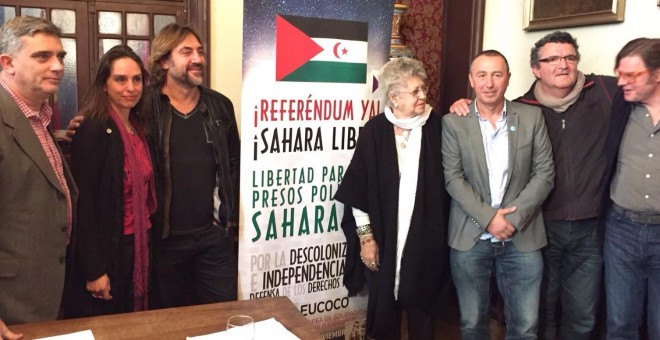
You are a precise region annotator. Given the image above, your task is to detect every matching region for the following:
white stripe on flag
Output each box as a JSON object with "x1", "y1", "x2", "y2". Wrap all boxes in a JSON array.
[{"x1": 311, "y1": 38, "x2": 368, "y2": 63}]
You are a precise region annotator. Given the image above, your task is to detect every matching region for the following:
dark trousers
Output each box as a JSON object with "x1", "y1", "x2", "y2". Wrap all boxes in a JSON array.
[
  {"x1": 153, "y1": 223, "x2": 236, "y2": 308},
  {"x1": 376, "y1": 302, "x2": 435, "y2": 340},
  {"x1": 62, "y1": 234, "x2": 140, "y2": 318}
]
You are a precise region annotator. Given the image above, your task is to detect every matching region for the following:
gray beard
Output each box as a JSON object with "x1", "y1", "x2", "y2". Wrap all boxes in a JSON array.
[{"x1": 171, "y1": 71, "x2": 203, "y2": 88}]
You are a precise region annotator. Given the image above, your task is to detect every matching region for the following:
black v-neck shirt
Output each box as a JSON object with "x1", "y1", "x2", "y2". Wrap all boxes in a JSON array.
[{"x1": 168, "y1": 102, "x2": 217, "y2": 234}]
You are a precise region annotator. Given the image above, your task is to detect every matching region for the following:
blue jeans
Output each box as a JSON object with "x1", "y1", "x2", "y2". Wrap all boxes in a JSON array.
[
  {"x1": 539, "y1": 219, "x2": 603, "y2": 340},
  {"x1": 604, "y1": 208, "x2": 660, "y2": 340},
  {"x1": 451, "y1": 240, "x2": 543, "y2": 340}
]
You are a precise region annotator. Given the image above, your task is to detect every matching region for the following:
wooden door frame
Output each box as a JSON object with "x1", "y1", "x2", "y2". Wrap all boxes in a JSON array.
[
  {"x1": 438, "y1": 0, "x2": 485, "y2": 115},
  {"x1": 185, "y1": 0, "x2": 210, "y2": 85}
]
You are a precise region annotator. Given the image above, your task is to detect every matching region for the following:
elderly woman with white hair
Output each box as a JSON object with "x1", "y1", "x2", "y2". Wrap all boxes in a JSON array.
[{"x1": 334, "y1": 57, "x2": 449, "y2": 340}]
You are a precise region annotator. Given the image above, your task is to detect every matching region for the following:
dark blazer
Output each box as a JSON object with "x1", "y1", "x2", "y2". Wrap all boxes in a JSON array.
[
  {"x1": 0, "y1": 86, "x2": 78, "y2": 324},
  {"x1": 442, "y1": 100, "x2": 555, "y2": 252},
  {"x1": 69, "y1": 117, "x2": 126, "y2": 282},
  {"x1": 63, "y1": 116, "x2": 154, "y2": 317}
]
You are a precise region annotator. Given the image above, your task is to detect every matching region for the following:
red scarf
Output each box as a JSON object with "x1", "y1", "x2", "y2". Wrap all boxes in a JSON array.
[{"x1": 109, "y1": 109, "x2": 156, "y2": 311}]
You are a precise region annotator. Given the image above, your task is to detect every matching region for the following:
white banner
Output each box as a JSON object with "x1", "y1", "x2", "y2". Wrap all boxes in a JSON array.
[{"x1": 239, "y1": 1, "x2": 392, "y2": 339}]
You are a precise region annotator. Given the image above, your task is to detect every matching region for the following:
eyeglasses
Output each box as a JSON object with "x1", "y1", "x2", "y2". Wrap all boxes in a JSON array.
[
  {"x1": 615, "y1": 69, "x2": 649, "y2": 83},
  {"x1": 398, "y1": 87, "x2": 428, "y2": 98},
  {"x1": 538, "y1": 55, "x2": 579, "y2": 65}
]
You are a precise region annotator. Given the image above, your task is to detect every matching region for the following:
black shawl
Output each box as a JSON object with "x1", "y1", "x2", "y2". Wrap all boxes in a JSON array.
[{"x1": 334, "y1": 111, "x2": 449, "y2": 337}]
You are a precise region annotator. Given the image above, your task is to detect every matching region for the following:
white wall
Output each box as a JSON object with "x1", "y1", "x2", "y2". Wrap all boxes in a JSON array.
[
  {"x1": 210, "y1": 1, "x2": 244, "y2": 132},
  {"x1": 210, "y1": 1, "x2": 660, "y2": 125},
  {"x1": 483, "y1": 0, "x2": 660, "y2": 98}
]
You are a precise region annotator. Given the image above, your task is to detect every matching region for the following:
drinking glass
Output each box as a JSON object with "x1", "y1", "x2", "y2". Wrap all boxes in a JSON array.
[{"x1": 226, "y1": 315, "x2": 255, "y2": 340}]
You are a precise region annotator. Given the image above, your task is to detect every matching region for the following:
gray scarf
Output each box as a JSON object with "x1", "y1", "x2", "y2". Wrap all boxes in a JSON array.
[{"x1": 533, "y1": 71, "x2": 585, "y2": 112}]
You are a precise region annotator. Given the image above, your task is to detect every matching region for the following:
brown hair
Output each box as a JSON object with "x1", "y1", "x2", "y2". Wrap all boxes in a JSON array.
[
  {"x1": 471, "y1": 49, "x2": 510, "y2": 73},
  {"x1": 79, "y1": 45, "x2": 151, "y2": 135},
  {"x1": 615, "y1": 38, "x2": 660, "y2": 73},
  {"x1": 148, "y1": 23, "x2": 203, "y2": 87}
]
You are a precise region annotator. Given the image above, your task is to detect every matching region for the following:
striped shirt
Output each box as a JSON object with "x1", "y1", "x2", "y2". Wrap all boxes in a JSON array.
[{"x1": 0, "y1": 80, "x2": 73, "y2": 239}]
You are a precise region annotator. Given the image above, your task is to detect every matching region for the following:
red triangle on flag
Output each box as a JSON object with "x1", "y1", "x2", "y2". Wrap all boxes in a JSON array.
[{"x1": 275, "y1": 15, "x2": 324, "y2": 81}]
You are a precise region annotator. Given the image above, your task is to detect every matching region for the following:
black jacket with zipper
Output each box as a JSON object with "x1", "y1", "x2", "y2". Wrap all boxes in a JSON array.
[
  {"x1": 517, "y1": 74, "x2": 618, "y2": 221},
  {"x1": 145, "y1": 85, "x2": 240, "y2": 239}
]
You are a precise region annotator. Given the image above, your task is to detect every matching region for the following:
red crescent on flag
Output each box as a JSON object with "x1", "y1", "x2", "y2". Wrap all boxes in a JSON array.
[{"x1": 333, "y1": 42, "x2": 342, "y2": 59}]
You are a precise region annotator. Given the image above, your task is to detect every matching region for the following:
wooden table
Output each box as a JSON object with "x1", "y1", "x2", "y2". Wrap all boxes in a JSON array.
[{"x1": 11, "y1": 297, "x2": 322, "y2": 340}]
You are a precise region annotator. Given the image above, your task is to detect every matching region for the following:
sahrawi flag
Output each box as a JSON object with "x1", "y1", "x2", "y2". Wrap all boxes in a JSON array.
[{"x1": 276, "y1": 14, "x2": 368, "y2": 84}]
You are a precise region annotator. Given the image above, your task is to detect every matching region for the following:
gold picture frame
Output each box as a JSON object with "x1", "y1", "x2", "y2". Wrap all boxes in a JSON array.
[{"x1": 524, "y1": 0, "x2": 626, "y2": 31}]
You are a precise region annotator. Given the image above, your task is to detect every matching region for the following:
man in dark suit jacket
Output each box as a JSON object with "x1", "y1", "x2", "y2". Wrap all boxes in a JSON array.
[
  {"x1": 442, "y1": 50, "x2": 554, "y2": 339},
  {"x1": 0, "y1": 16, "x2": 77, "y2": 328}
]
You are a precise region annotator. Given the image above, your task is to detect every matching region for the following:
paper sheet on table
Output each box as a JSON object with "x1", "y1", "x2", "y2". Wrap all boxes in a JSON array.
[
  {"x1": 186, "y1": 317, "x2": 300, "y2": 340},
  {"x1": 35, "y1": 330, "x2": 95, "y2": 340}
]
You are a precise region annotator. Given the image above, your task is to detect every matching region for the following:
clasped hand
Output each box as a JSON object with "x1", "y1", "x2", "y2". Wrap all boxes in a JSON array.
[
  {"x1": 486, "y1": 206, "x2": 517, "y2": 241},
  {"x1": 86, "y1": 273, "x2": 113, "y2": 300}
]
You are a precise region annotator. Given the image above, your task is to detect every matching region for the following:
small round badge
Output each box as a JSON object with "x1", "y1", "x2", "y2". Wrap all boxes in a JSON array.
[
  {"x1": 510, "y1": 126, "x2": 516, "y2": 132},
  {"x1": 106, "y1": 128, "x2": 112, "y2": 134}
]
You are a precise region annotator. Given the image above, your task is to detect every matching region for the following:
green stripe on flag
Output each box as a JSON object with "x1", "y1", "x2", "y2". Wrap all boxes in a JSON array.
[{"x1": 281, "y1": 61, "x2": 367, "y2": 83}]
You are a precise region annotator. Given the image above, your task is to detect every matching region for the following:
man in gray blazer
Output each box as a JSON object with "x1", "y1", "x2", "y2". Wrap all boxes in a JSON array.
[
  {"x1": 0, "y1": 16, "x2": 77, "y2": 328},
  {"x1": 442, "y1": 50, "x2": 554, "y2": 339}
]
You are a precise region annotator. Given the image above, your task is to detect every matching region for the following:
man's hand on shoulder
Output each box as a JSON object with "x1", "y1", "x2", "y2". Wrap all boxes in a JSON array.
[
  {"x1": 63, "y1": 115, "x2": 85, "y2": 143},
  {"x1": 449, "y1": 98, "x2": 472, "y2": 117}
]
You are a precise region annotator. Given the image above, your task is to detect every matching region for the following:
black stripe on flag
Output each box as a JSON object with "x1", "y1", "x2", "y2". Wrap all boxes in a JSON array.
[{"x1": 279, "y1": 14, "x2": 368, "y2": 42}]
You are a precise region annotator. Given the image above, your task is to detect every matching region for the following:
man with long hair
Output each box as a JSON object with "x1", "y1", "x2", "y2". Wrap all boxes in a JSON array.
[
  {"x1": 65, "y1": 23, "x2": 240, "y2": 309},
  {"x1": 604, "y1": 37, "x2": 660, "y2": 340},
  {"x1": 145, "y1": 24, "x2": 240, "y2": 308}
]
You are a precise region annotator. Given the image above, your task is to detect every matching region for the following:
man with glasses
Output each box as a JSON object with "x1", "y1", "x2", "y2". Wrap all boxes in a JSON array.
[
  {"x1": 603, "y1": 38, "x2": 660, "y2": 340},
  {"x1": 519, "y1": 32, "x2": 618, "y2": 340},
  {"x1": 443, "y1": 50, "x2": 554, "y2": 339},
  {"x1": 451, "y1": 31, "x2": 618, "y2": 340}
]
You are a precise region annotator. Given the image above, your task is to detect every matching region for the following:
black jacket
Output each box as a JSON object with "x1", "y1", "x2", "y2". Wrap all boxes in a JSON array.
[
  {"x1": 145, "y1": 85, "x2": 240, "y2": 239},
  {"x1": 518, "y1": 74, "x2": 618, "y2": 221},
  {"x1": 65, "y1": 116, "x2": 155, "y2": 317},
  {"x1": 70, "y1": 117, "x2": 129, "y2": 282},
  {"x1": 334, "y1": 111, "x2": 449, "y2": 338}
]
